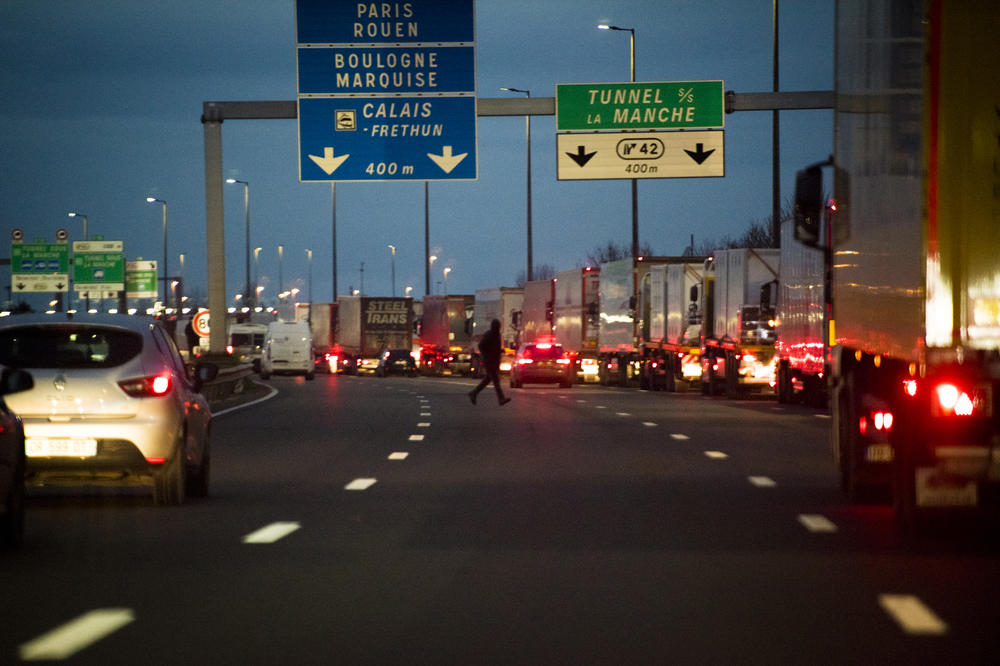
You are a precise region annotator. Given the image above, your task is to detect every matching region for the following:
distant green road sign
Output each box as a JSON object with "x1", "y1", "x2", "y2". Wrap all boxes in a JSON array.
[
  {"x1": 556, "y1": 81, "x2": 724, "y2": 131},
  {"x1": 11, "y1": 243, "x2": 69, "y2": 292},
  {"x1": 126, "y1": 260, "x2": 158, "y2": 298},
  {"x1": 73, "y1": 241, "x2": 124, "y2": 293}
]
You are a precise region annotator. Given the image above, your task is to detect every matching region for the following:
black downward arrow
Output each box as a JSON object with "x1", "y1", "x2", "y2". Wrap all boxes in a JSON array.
[
  {"x1": 567, "y1": 145, "x2": 597, "y2": 167},
  {"x1": 56, "y1": 282, "x2": 65, "y2": 290},
  {"x1": 16, "y1": 283, "x2": 25, "y2": 290},
  {"x1": 684, "y1": 143, "x2": 715, "y2": 165}
]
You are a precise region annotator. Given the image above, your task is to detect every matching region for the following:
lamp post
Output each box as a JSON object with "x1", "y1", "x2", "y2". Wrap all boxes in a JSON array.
[
  {"x1": 145, "y1": 197, "x2": 168, "y2": 304},
  {"x1": 226, "y1": 178, "x2": 252, "y2": 305},
  {"x1": 443, "y1": 267, "x2": 451, "y2": 296},
  {"x1": 501, "y1": 87, "x2": 533, "y2": 282},
  {"x1": 278, "y1": 244, "x2": 284, "y2": 296},
  {"x1": 388, "y1": 244, "x2": 396, "y2": 296},
  {"x1": 306, "y1": 248, "x2": 313, "y2": 324},
  {"x1": 67, "y1": 212, "x2": 88, "y2": 241},
  {"x1": 598, "y1": 23, "x2": 638, "y2": 261}
]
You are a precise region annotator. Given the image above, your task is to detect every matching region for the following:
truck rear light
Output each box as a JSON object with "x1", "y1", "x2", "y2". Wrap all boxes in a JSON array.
[
  {"x1": 556, "y1": 358, "x2": 571, "y2": 365},
  {"x1": 858, "y1": 411, "x2": 892, "y2": 435},
  {"x1": 935, "y1": 383, "x2": 975, "y2": 416},
  {"x1": 226, "y1": 344, "x2": 234, "y2": 354}
]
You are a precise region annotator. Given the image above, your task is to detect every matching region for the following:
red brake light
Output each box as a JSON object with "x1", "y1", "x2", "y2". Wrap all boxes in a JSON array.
[
  {"x1": 936, "y1": 383, "x2": 974, "y2": 416},
  {"x1": 556, "y1": 357, "x2": 571, "y2": 365},
  {"x1": 119, "y1": 372, "x2": 172, "y2": 397},
  {"x1": 517, "y1": 358, "x2": 534, "y2": 365}
]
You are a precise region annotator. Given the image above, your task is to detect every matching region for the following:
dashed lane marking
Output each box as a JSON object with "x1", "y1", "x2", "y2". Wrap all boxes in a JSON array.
[
  {"x1": 816, "y1": 414, "x2": 831, "y2": 419},
  {"x1": 417, "y1": 422, "x2": 431, "y2": 427},
  {"x1": 798, "y1": 514, "x2": 837, "y2": 533},
  {"x1": 879, "y1": 595, "x2": 948, "y2": 635},
  {"x1": 642, "y1": 422, "x2": 657, "y2": 427},
  {"x1": 242, "y1": 522, "x2": 302, "y2": 544},
  {"x1": 616, "y1": 412, "x2": 631, "y2": 417},
  {"x1": 595, "y1": 405, "x2": 607, "y2": 410},
  {"x1": 748, "y1": 476, "x2": 777, "y2": 487},
  {"x1": 345, "y1": 478, "x2": 378, "y2": 491},
  {"x1": 388, "y1": 452, "x2": 409, "y2": 460},
  {"x1": 420, "y1": 412, "x2": 431, "y2": 416},
  {"x1": 704, "y1": 451, "x2": 729, "y2": 459},
  {"x1": 408, "y1": 434, "x2": 425, "y2": 441},
  {"x1": 19, "y1": 608, "x2": 136, "y2": 661},
  {"x1": 670, "y1": 434, "x2": 690, "y2": 440}
]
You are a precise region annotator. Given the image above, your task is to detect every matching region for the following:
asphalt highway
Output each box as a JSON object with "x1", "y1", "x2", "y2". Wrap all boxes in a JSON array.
[{"x1": 3, "y1": 374, "x2": 999, "y2": 664}]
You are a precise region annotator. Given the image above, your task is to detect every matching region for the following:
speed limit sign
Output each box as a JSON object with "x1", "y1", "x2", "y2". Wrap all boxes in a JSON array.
[{"x1": 192, "y1": 310, "x2": 211, "y2": 337}]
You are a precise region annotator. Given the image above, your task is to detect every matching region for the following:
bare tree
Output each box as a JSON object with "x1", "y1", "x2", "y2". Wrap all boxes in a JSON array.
[
  {"x1": 514, "y1": 263, "x2": 557, "y2": 287},
  {"x1": 582, "y1": 240, "x2": 654, "y2": 267}
]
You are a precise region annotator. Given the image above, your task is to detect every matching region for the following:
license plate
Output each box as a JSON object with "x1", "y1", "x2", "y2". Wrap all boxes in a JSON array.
[
  {"x1": 915, "y1": 468, "x2": 978, "y2": 507},
  {"x1": 26, "y1": 438, "x2": 98, "y2": 457}
]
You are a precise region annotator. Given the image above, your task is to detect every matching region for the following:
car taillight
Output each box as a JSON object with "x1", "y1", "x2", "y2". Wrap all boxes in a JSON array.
[
  {"x1": 556, "y1": 358, "x2": 571, "y2": 365},
  {"x1": 858, "y1": 411, "x2": 893, "y2": 435},
  {"x1": 119, "y1": 372, "x2": 172, "y2": 397},
  {"x1": 935, "y1": 383, "x2": 975, "y2": 416},
  {"x1": 517, "y1": 358, "x2": 534, "y2": 365},
  {"x1": 226, "y1": 345, "x2": 234, "y2": 354}
]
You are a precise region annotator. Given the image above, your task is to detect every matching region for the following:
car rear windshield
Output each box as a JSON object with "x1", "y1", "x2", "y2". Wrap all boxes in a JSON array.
[
  {"x1": 523, "y1": 345, "x2": 564, "y2": 360},
  {"x1": 0, "y1": 326, "x2": 144, "y2": 369}
]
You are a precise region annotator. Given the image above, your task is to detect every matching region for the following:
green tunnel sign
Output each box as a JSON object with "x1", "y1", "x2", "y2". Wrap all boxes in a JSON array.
[{"x1": 556, "y1": 81, "x2": 724, "y2": 131}]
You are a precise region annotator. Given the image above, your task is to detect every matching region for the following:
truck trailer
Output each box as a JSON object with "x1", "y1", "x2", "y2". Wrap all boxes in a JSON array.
[
  {"x1": 641, "y1": 260, "x2": 705, "y2": 391},
  {"x1": 795, "y1": 0, "x2": 1000, "y2": 524},
  {"x1": 700, "y1": 248, "x2": 779, "y2": 398},
  {"x1": 418, "y1": 294, "x2": 474, "y2": 376},
  {"x1": 295, "y1": 302, "x2": 340, "y2": 373},
  {"x1": 521, "y1": 279, "x2": 555, "y2": 345},
  {"x1": 472, "y1": 287, "x2": 523, "y2": 373},
  {"x1": 336, "y1": 296, "x2": 413, "y2": 374},
  {"x1": 553, "y1": 266, "x2": 601, "y2": 382}
]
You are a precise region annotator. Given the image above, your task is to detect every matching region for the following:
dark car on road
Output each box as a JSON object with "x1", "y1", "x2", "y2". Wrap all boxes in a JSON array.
[
  {"x1": 376, "y1": 349, "x2": 417, "y2": 377},
  {"x1": 510, "y1": 342, "x2": 574, "y2": 389}
]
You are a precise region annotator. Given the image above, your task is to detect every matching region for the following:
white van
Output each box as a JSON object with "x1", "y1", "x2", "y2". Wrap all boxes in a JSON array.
[{"x1": 260, "y1": 320, "x2": 315, "y2": 380}]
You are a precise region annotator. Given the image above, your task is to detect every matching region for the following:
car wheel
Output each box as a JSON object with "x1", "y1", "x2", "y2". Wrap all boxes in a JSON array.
[
  {"x1": 186, "y1": 440, "x2": 210, "y2": 499},
  {"x1": 306, "y1": 370, "x2": 315, "y2": 381},
  {"x1": 154, "y1": 444, "x2": 187, "y2": 506},
  {"x1": 1, "y1": 452, "x2": 25, "y2": 548}
]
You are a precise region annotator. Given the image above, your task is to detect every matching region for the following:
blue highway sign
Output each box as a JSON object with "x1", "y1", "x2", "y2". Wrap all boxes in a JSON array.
[
  {"x1": 298, "y1": 96, "x2": 477, "y2": 181},
  {"x1": 295, "y1": 0, "x2": 477, "y2": 182}
]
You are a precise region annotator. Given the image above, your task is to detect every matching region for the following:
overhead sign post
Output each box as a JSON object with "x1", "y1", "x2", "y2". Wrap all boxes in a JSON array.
[
  {"x1": 557, "y1": 130, "x2": 724, "y2": 180},
  {"x1": 11, "y1": 242, "x2": 69, "y2": 293},
  {"x1": 295, "y1": 0, "x2": 477, "y2": 182}
]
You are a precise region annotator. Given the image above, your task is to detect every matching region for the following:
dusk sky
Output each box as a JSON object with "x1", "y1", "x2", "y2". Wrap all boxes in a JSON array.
[{"x1": 1, "y1": 0, "x2": 833, "y2": 308}]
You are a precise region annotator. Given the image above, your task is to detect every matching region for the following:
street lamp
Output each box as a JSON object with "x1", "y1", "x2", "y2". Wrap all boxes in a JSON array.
[
  {"x1": 501, "y1": 87, "x2": 533, "y2": 282},
  {"x1": 226, "y1": 178, "x2": 252, "y2": 305},
  {"x1": 387, "y1": 244, "x2": 396, "y2": 297},
  {"x1": 428, "y1": 255, "x2": 437, "y2": 294},
  {"x1": 67, "y1": 212, "x2": 88, "y2": 241},
  {"x1": 405, "y1": 286, "x2": 413, "y2": 297},
  {"x1": 598, "y1": 23, "x2": 638, "y2": 261},
  {"x1": 253, "y1": 247, "x2": 262, "y2": 303},
  {"x1": 146, "y1": 197, "x2": 168, "y2": 304},
  {"x1": 443, "y1": 267, "x2": 452, "y2": 296}
]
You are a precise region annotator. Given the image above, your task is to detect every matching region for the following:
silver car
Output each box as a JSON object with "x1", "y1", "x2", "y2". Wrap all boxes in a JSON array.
[{"x1": 0, "y1": 313, "x2": 217, "y2": 505}]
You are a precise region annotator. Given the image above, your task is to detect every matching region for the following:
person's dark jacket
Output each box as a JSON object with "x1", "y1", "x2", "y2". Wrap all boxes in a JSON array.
[{"x1": 479, "y1": 320, "x2": 502, "y2": 370}]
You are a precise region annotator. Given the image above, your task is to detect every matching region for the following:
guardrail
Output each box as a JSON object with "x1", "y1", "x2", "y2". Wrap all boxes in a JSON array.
[{"x1": 201, "y1": 362, "x2": 255, "y2": 404}]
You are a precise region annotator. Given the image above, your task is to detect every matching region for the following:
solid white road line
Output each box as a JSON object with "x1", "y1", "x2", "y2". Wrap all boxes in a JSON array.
[
  {"x1": 408, "y1": 434, "x2": 425, "y2": 441},
  {"x1": 345, "y1": 478, "x2": 378, "y2": 491},
  {"x1": 670, "y1": 434, "x2": 689, "y2": 440},
  {"x1": 798, "y1": 514, "x2": 838, "y2": 533},
  {"x1": 388, "y1": 452, "x2": 409, "y2": 460},
  {"x1": 748, "y1": 476, "x2": 777, "y2": 487},
  {"x1": 879, "y1": 595, "x2": 948, "y2": 635},
  {"x1": 20, "y1": 608, "x2": 136, "y2": 661},
  {"x1": 704, "y1": 451, "x2": 729, "y2": 459},
  {"x1": 242, "y1": 522, "x2": 302, "y2": 544}
]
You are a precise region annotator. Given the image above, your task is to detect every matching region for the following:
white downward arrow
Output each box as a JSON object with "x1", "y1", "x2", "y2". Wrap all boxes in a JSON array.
[
  {"x1": 308, "y1": 147, "x2": 350, "y2": 175},
  {"x1": 427, "y1": 146, "x2": 468, "y2": 174}
]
